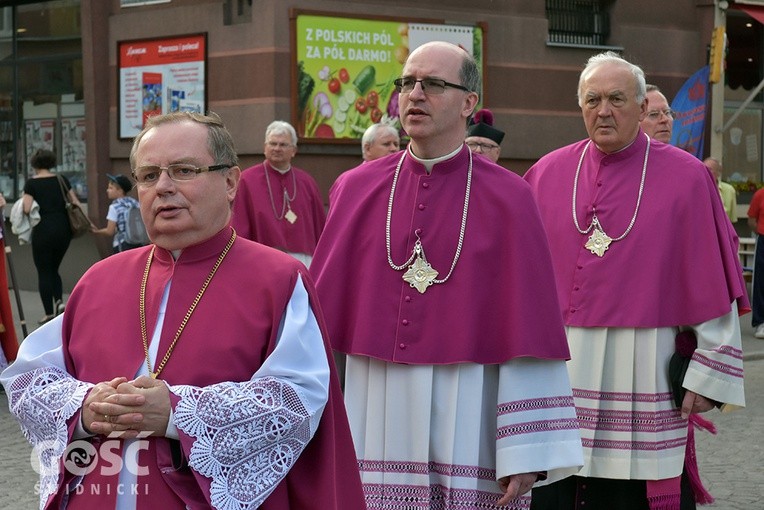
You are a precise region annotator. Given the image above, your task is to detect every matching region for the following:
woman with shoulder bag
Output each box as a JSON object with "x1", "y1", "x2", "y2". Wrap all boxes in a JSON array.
[{"x1": 22, "y1": 149, "x2": 84, "y2": 324}]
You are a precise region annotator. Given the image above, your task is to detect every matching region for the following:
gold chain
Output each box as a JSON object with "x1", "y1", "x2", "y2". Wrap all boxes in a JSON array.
[{"x1": 140, "y1": 229, "x2": 237, "y2": 379}]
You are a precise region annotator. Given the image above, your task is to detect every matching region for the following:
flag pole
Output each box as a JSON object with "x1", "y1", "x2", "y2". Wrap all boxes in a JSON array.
[{"x1": 5, "y1": 245, "x2": 28, "y2": 338}]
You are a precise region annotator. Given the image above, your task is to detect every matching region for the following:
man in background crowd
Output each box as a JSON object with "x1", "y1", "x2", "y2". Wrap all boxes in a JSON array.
[
  {"x1": 705, "y1": 157, "x2": 738, "y2": 224},
  {"x1": 465, "y1": 108, "x2": 504, "y2": 163},
  {"x1": 640, "y1": 84, "x2": 674, "y2": 143},
  {"x1": 362, "y1": 122, "x2": 401, "y2": 161},
  {"x1": 232, "y1": 120, "x2": 326, "y2": 267}
]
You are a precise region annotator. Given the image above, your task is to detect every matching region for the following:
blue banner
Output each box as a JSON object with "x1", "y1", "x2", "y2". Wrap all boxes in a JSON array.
[{"x1": 669, "y1": 65, "x2": 709, "y2": 158}]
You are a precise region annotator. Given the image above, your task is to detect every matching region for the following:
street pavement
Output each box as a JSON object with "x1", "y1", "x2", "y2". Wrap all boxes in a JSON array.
[{"x1": 0, "y1": 289, "x2": 763, "y2": 508}]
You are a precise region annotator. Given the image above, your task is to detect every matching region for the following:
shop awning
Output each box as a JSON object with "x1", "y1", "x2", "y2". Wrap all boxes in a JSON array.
[{"x1": 733, "y1": 2, "x2": 764, "y2": 25}]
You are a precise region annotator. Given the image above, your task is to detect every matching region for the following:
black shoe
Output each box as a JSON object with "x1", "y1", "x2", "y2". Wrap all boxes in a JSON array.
[{"x1": 38, "y1": 315, "x2": 55, "y2": 325}]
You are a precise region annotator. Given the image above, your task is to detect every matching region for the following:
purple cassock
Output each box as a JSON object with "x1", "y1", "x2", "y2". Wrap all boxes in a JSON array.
[
  {"x1": 2, "y1": 227, "x2": 364, "y2": 509},
  {"x1": 311, "y1": 145, "x2": 571, "y2": 364},
  {"x1": 232, "y1": 162, "x2": 326, "y2": 256},
  {"x1": 311, "y1": 146, "x2": 585, "y2": 508},
  {"x1": 524, "y1": 130, "x2": 750, "y2": 327}
]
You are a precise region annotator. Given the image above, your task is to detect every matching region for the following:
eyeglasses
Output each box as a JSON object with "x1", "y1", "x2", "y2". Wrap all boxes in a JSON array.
[
  {"x1": 393, "y1": 77, "x2": 470, "y2": 95},
  {"x1": 466, "y1": 141, "x2": 499, "y2": 151},
  {"x1": 645, "y1": 109, "x2": 676, "y2": 121},
  {"x1": 132, "y1": 163, "x2": 230, "y2": 186},
  {"x1": 266, "y1": 141, "x2": 294, "y2": 149}
]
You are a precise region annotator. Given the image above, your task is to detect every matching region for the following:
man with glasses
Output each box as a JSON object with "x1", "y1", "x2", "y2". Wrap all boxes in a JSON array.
[
  {"x1": 640, "y1": 84, "x2": 675, "y2": 143},
  {"x1": 232, "y1": 120, "x2": 326, "y2": 267},
  {"x1": 1, "y1": 111, "x2": 364, "y2": 509},
  {"x1": 311, "y1": 41, "x2": 582, "y2": 509},
  {"x1": 465, "y1": 108, "x2": 505, "y2": 163},
  {"x1": 526, "y1": 52, "x2": 747, "y2": 510}
]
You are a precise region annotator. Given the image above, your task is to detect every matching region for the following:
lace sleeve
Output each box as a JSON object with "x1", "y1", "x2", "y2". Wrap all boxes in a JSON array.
[
  {"x1": 170, "y1": 272, "x2": 330, "y2": 509},
  {"x1": 5, "y1": 366, "x2": 92, "y2": 508},
  {"x1": 172, "y1": 377, "x2": 313, "y2": 509}
]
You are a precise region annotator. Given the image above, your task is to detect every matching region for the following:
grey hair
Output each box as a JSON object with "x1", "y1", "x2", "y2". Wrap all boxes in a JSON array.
[
  {"x1": 577, "y1": 51, "x2": 646, "y2": 107},
  {"x1": 460, "y1": 51, "x2": 481, "y2": 95},
  {"x1": 362, "y1": 123, "x2": 400, "y2": 156},
  {"x1": 458, "y1": 49, "x2": 481, "y2": 126},
  {"x1": 265, "y1": 120, "x2": 298, "y2": 146},
  {"x1": 129, "y1": 111, "x2": 239, "y2": 169},
  {"x1": 645, "y1": 83, "x2": 661, "y2": 93}
]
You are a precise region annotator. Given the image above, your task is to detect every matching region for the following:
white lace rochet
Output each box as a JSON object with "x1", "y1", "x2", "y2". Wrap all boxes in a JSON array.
[
  {"x1": 5, "y1": 366, "x2": 92, "y2": 510},
  {"x1": 173, "y1": 377, "x2": 312, "y2": 510}
]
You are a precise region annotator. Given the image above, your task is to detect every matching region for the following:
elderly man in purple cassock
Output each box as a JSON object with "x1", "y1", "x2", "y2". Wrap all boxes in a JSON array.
[
  {"x1": 525, "y1": 52, "x2": 749, "y2": 510},
  {"x1": 311, "y1": 41, "x2": 583, "y2": 510},
  {"x1": 232, "y1": 120, "x2": 325, "y2": 268},
  {"x1": 1, "y1": 111, "x2": 364, "y2": 509}
]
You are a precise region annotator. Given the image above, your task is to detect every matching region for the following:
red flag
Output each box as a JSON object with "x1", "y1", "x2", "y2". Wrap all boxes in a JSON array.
[{"x1": 0, "y1": 238, "x2": 18, "y2": 363}]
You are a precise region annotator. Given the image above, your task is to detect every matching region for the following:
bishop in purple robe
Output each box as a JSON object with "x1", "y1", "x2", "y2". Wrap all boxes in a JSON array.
[
  {"x1": 1, "y1": 112, "x2": 363, "y2": 510},
  {"x1": 525, "y1": 51, "x2": 748, "y2": 510},
  {"x1": 311, "y1": 41, "x2": 583, "y2": 510}
]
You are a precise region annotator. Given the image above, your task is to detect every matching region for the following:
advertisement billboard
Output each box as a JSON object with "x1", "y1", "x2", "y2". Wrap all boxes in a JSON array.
[
  {"x1": 292, "y1": 11, "x2": 483, "y2": 142},
  {"x1": 118, "y1": 34, "x2": 207, "y2": 139}
]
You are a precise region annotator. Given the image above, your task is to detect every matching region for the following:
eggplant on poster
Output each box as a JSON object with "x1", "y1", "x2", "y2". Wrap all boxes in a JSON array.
[{"x1": 293, "y1": 12, "x2": 483, "y2": 141}]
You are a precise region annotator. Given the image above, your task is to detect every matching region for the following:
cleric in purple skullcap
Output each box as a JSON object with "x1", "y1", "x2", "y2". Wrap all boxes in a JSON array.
[{"x1": 465, "y1": 108, "x2": 505, "y2": 162}]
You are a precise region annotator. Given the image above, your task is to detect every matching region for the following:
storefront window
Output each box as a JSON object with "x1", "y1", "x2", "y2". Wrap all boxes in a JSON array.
[
  {"x1": 724, "y1": 9, "x2": 763, "y2": 188},
  {"x1": 16, "y1": 1, "x2": 81, "y2": 58},
  {"x1": 0, "y1": 1, "x2": 83, "y2": 200},
  {"x1": 724, "y1": 107, "x2": 762, "y2": 185},
  {"x1": 0, "y1": 8, "x2": 12, "y2": 63}
]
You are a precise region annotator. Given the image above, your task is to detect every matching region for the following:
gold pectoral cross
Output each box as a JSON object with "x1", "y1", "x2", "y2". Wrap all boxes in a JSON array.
[
  {"x1": 402, "y1": 241, "x2": 439, "y2": 293},
  {"x1": 584, "y1": 217, "x2": 612, "y2": 257}
]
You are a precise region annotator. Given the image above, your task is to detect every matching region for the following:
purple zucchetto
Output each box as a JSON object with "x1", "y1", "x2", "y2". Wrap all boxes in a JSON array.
[{"x1": 466, "y1": 109, "x2": 505, "y2": 145}]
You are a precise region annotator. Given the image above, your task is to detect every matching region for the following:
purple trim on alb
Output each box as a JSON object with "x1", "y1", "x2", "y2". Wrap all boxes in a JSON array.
[
  {"x1": 582, "y1": 436, "x2": 687, "y2": 452},
  {"x1": 359, "y1": 459, "x2": 495, "y2": 481},
  {"x1": 576, "y1": 407, "x2": 685, "y2": 433},
  {"x1": 497, "y1": 395, "x2": 575, "y2": 416},
  {"x1": 497, "y1": 417, "x2": 580, "y2": 439},
  {"x1": 573, "y1": 389, "x2": 674, "y2": 403},
  {"x1": 363, "y1": 482, "x2": 530, "y2": 510},
  {"x1": 691, "y1": 352, "x2": 744, "y2": 379}
]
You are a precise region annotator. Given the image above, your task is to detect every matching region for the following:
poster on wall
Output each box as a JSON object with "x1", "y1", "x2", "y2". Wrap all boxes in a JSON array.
[
  {"x1": 24, "y1": 119, "x2": 55, "y2": 171},
  {"x1": 118, "y1": 33, "x2": 207, "y2": 139},
  {"x1": 292, "y1": 12, "x2": 483, "y2": 141},
  {"x1": 61, "y1": 117, "x2": 86, "y2": 174}
]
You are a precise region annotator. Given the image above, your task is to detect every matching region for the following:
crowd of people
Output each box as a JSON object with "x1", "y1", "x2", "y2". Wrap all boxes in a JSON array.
[{"x1": 0, "y1": 43, "x2": 750, "y2": 510}]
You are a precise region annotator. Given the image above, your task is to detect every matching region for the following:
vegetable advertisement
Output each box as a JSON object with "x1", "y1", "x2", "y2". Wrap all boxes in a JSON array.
[{"x1": 294, "y1": 13, "x2": 482, "y2": 141}]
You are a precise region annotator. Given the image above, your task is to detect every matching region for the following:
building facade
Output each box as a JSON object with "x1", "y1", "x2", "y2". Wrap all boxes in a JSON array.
[{"x1": 0, "y1": 0, "x2": 762, "y2": 287}]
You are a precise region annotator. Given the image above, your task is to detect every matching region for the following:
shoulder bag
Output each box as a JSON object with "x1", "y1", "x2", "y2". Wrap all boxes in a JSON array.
[{"x1": 57, "y1": 175, "x2": 90, "y2": 238}]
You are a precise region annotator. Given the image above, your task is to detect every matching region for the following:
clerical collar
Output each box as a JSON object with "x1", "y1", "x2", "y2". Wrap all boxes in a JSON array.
[
  {"x1": 594, "y1": 132, "x2": 641, "y2": 155},
  {"x1": 267, "y1": 161, "x2": 291, "y2": 174},
  {"x1": 408, "y1": 144, "x2": 462, "y2": 173}
]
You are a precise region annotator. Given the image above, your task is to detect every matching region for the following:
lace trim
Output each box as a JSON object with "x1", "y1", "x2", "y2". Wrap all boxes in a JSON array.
[
  {"x1": 173, "y1": 377, "x2": 312, "y2": 510},
  {"x1": 6, "y1": 366, "x2": 92, "y2": 509}
]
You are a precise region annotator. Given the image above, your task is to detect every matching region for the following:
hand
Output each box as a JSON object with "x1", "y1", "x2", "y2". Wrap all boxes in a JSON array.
[
  {"x1": 88, "y1": 376, "x2": 171, "y2": 438},
  {"x1": 0, "y1": 193, "x2": 6, "y2": 208},
  {"x1": 81, "y1": 377, "x2": 129, "y2": 434},
  {"x1": 681, "y1": 390, "x2": 715, "y2": 419},
  {"x1": 497, "y1": 472, "x2": 537, "y2": 506}
]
